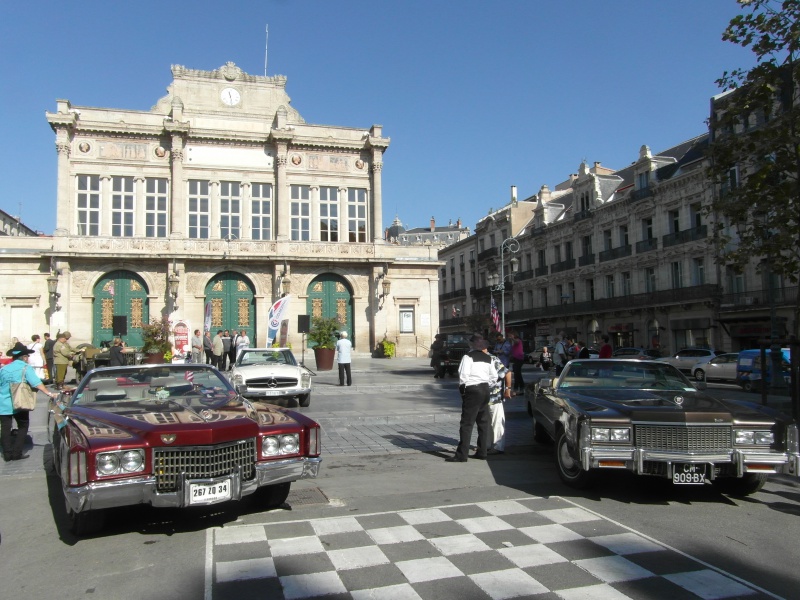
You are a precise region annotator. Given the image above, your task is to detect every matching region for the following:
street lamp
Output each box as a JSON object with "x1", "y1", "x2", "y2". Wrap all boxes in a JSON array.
[{"x1": 487, "y1": 237, "x2": 520, "y2": 333}]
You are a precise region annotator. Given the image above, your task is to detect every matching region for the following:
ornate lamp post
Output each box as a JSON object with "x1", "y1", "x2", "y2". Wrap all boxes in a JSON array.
[{"x1": 487, "y1": 237, "x2": 520, "y2": 333}]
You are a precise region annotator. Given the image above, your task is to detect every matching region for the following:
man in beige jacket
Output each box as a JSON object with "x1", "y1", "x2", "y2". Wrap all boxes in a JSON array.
[{"x1": 53, "y1": 331, "x2": 78, "y2": 389}]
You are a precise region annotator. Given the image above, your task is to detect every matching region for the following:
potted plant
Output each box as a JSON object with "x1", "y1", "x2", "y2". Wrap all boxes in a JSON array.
[
  {"x1": 308, "y1": 316, "x2": 340, "y2": 371},
  {"x1": 140, "y1": 317, "x2": 173, "y2": 364},
  {"x1": 378, "y1": 337, "x2": 396, "y2": 358}
]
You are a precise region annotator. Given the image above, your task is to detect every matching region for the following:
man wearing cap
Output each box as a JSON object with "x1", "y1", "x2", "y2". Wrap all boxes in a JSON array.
[
  {"x1": 1, "y1": 342, "x2": 58, "y2": 461},
  {"x1": 447, "y1": 334, "x2": 498, "y2": 462},
  {"x1": 53, "y1": 331, "x2": 78, "y2": 390}
]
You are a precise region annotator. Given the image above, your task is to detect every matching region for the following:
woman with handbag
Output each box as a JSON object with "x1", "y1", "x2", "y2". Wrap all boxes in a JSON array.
[{"x1": 0, "y1": 342, "x2": 57, "y2": 462}]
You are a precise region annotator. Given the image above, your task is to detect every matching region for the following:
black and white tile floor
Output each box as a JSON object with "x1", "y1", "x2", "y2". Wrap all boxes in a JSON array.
[{"x1": 209, "y1": 497, "x2": 772, "y2": 600}]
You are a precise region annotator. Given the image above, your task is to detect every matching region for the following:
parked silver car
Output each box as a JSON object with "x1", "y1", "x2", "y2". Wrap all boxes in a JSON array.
[
  {"x1": 692, "y1": 353, "x2": 740, "y2": 382},
  {"x1": 658, "y1": 348, "x2": 721, "y2": 372},
  {"x1": 230, "y1": 348, "x2": 313, "y2": 406}
]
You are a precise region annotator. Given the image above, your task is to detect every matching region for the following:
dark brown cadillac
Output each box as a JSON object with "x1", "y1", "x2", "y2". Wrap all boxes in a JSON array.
[
  {"x1": 528, "y1": 359, "x2": 799, "y2": 495},
  {"x1": 48, "y1": 363, "x2": 322, "y2": 535}
]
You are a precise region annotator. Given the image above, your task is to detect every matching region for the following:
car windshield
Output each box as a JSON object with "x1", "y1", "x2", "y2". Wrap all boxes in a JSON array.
[
  {"x1": 559, "y1": 360, "x2": 694, "y2": 391},
  {"x1": 237, "y1": 349, "x2": 298, "y2": 367},
  {"x1": 447, "y1": 334, "x2": 471, "y2": 345},
  {"x1": 72, "y1": 364, "x2": 237, "y2": 407}
]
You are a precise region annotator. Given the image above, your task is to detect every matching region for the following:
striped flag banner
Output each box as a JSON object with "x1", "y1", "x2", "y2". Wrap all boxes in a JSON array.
[{"x1": 491, "y1": 298, "x2": 501, "y2": 331}]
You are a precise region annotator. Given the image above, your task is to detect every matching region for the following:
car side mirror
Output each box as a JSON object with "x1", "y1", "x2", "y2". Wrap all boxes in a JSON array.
[
  {"x1": 693, "y1": 381, "x2": 707, "y2": 391},
  {"x1": 538, "y1": 378, "x2": 553, "y2": 392}
]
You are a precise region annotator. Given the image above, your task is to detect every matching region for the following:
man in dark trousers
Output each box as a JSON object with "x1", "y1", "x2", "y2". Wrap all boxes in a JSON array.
[
  {"x1": 446, "y1": 335, "x2": 498, "y2": 462},
  {"x1": 220, "y1": 330, "x2": 232, "y2": 371},
  {"x1": 43, "y1": 332, "x2": 55, "y2": 384}
]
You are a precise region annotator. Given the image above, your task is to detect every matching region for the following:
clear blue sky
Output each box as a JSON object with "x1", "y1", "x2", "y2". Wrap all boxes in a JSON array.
[{"x1": 0, "y1": 0, "x2": 754, "y2": 235}]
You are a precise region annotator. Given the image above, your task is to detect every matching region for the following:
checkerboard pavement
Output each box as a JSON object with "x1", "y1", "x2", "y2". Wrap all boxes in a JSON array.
[{"x1": 209, "y1": 497, "x2": 773, "y2": 600}]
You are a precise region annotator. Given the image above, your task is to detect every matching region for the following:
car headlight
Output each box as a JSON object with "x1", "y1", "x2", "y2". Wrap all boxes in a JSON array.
[
  {"x1": 261, "y1": 433, "x2": 300, "y2": 457},
  {"x1": 591, "y1": 427, "x2": 631, "y2": 443},
  {"x1": 95, "y1": 448, "x2": 145, "y2": 477},
  {"x1": 301, "y1": 372, "x2": 311, "y2": 387},
  {"x1": 735, "y1": 430, "x2": 774, "y2": 445},
  {"x1": 233, "y1": 374, "x2": 244, "y2": 386}
]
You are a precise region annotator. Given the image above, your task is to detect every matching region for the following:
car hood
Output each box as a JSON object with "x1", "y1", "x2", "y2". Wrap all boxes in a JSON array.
[
  {"x1": 559, "y1": 388, "x2": 781, "y2": 424},
  {"x1": 232, "y1": 364, "x2": 301, "y2": 376},
  {"x1": 64, "y1": 397, "x2": 304, "y2": 445}
]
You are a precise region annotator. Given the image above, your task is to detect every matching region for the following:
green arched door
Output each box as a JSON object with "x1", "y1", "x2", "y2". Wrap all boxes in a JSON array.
[
  {"x1": 93, "y1": 270, "x2": 149, "y2": 347},
  {"x1": 205, "y1": 272, "x2": 256, "y2": 340},
  {"x1": 306, "y1": 274, "x2": 353, "y2": 347}
]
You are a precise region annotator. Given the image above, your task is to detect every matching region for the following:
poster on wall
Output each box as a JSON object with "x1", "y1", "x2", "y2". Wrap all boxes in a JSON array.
[
  {"x1": 173, "y1": 321, "x2": 189, "y2": 360},
  {"x1": 400, "y1": 309, "x2": 413, "y2": 333}
]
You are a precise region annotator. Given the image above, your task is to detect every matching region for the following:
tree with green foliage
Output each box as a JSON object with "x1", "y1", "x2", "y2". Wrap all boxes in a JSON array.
[{"x1": 707, "y1": 0, "x2": 800, "y2": 297}]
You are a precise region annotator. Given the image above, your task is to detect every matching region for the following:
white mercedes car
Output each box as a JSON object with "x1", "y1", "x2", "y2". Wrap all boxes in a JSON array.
[{"x1": 230, "y1": 348, "x2": 312, "y2": 406}]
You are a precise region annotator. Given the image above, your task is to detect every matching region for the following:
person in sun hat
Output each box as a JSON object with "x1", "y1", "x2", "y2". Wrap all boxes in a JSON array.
[{"x1": 0, "y1": 342, "x2": 58, "y2": 461}]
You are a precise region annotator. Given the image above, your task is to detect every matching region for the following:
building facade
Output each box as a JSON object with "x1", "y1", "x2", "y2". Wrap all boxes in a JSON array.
[
  {"x1": 438, "y1": 138, "x2": 796, "y2": 355},
  {"x1": 0, "y1": 62, "x2": 441, "y2": 356}
]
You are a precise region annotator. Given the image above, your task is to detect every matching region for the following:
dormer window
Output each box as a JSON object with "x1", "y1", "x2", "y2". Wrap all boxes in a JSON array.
[{"x1": 637, "y1": 172, "x2": 649, "y2": 190}]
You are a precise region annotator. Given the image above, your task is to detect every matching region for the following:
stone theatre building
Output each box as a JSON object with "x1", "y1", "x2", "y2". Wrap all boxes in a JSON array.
[{"x1": 0, "y1": 62, "x2": 440, "y2": 356}]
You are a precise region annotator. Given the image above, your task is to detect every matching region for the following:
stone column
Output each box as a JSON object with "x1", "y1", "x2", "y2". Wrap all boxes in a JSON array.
[
  {"x1": 169, "y1": 135, "x2": 186, "y2": 238},
  {"x1": 54, "y1": 138, "x2": 71, "y2": 236},
  {"x1": 241, "y1": 181, "x2": 251, "y2": 240},
  {"x1": 370, "y1": 161, "x2": 383, "y2": 243},
  {"x1": 275, "y1": 145, "x2": 289, "y2": 241},
  {"x1": 310, "y1": 185, "x2": 320, "y2": 241},
  {"x1": 367, "y1": 125, "x2": 389, "y2": 244},
  {"x1": 270, "y1": 131, "x2": 293, "y2": 242},
  {"x1": 100, "y1": 175, "x2": 112, "y2": 236}
]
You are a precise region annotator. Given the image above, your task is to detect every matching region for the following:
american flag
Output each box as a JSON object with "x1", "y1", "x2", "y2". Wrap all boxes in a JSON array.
[
  {"x1": 184, "y1": 370, "x2": 194, "y2": 382},
  {"x1": 491, "y1": 298, "x2": 501, "y2": 331}
]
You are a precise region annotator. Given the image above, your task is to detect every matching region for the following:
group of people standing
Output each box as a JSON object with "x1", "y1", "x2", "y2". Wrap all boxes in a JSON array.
[{"x1": 202, "y1": 329, "x2": 250, "y2": 370}]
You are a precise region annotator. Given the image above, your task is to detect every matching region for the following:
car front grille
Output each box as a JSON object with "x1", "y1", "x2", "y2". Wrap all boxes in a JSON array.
[
  {"x1": 247, "y1": 376, "x2": 298, "y2": 389},
  {"x1": 153, "y1": 439, "x2": 256, "y2": 492},
  {"x1": 634, "y1": 425, "x2": 731, "y2": 452}
]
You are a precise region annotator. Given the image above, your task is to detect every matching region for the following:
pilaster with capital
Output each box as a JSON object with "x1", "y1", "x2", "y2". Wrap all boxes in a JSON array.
[
  {"x1": 371, "y1": 159, "x2": 384, "y2": 243},
  {"x1": 169, "y1": 132, "x2": 186, "y2": 237},
  {"x1": 55, "y1": 131, "x2": 73, "y2": 235},
  {"x1": 269, "y1": 131, "x2": 293, "y2": 242}
]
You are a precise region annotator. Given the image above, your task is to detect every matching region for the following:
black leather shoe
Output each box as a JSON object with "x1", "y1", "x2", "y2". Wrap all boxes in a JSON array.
[
  {"x1": 469, "y1": 453, "x2": 487, "y2": 460},
  {"x1": 11, "y1": 454, "x2": 29, "y2": 461},
  {"x1": 445, "y1": 457, "x2": 467, "y2": 462},
  {"x1": 2, "y1": 454, "x2": 11, "y2": 463}
]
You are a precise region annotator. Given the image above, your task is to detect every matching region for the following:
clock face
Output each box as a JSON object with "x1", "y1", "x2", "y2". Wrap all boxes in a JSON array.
[{"x1": 220, "y1": 87, "x2": 241, "y2": 106}]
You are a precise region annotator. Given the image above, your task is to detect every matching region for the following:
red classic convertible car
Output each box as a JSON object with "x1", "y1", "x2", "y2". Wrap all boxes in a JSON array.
[{"x1": 48, "y1": 363, "x2": 322, "y2": 535}]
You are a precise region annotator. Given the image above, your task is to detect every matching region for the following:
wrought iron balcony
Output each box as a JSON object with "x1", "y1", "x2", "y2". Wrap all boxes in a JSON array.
[
  {"x1": 598, "y1": 245, "x2": 632, "y2": 263},
  {"x1": 505, "y1": 284, "x2": 721, "y2": 323},
  {"x1": 636, "y1": 238, "x2": 658, "y2": 253},
  {"x1": 550, "y1": 258, "x2": 576, "y2": 274},
  {"x1": 718, "y1": 286, "x2": 797, "y2": 311},
  {"x1": 535, "y1": 266, "x2": 549, "y2": 277},
  {"x1": 662, "y1": 225, "x2": 708, "y2": 248},
  {"x1": 578, "y1": 254, "x2": 595, "y2": 267},
  {"x1": 477, "y1": 247, "x2": 498, "y2": 261}
]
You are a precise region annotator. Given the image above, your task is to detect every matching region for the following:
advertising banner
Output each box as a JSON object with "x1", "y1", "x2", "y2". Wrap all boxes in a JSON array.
[{"x1": 266, "y1": 295, "x2": 292, "y2": 346}]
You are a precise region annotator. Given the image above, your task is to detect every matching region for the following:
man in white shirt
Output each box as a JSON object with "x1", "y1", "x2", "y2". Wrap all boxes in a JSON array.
[
  {"x1": 335, "y1": 331, "x2": 352, "y2": 386},
  {"x1": 447, "y1": 335, "x2": 498, "y2": 462}
]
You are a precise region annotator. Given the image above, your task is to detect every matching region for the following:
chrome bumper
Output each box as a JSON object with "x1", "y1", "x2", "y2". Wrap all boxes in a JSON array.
[
  {"x1": 245, "y1": 386, "x2": 311, "y2": 398},
  {"x1": 65, "y1": 456, "x2": 322, "y2": 513},
  {"x1": 580, "y1": 445, "x2": 795, "y2": 478}
]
